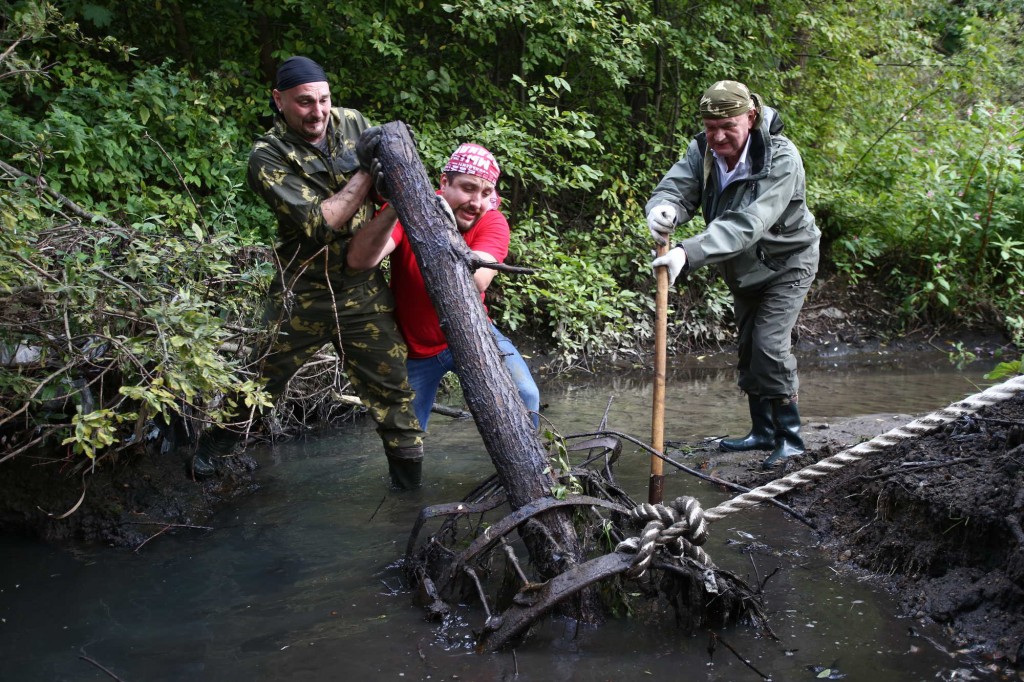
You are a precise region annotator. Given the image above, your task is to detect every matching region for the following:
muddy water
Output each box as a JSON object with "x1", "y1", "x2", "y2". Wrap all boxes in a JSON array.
[{"x1": 0, "y1": 351, "x2": 1001, "y2": 681}]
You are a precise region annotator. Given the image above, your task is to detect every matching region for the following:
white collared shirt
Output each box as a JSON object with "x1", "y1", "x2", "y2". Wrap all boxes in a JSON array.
[{"x1": 713, "y1": 136, "x2": 752, "y2": 191}]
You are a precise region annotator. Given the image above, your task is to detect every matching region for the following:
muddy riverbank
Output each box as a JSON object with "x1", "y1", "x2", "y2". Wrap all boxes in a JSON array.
[
  {"x1": 821, "y1": 393, "x2": 1024, "y2": 671},
  {"x1": 703, "y1": 390, "x2": 1024, "y2": 674}
]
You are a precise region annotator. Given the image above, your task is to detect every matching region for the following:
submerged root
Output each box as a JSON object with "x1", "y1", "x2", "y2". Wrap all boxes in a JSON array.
[{"x1": 403, "y1": 434, "x2": 771, "y2": 652}]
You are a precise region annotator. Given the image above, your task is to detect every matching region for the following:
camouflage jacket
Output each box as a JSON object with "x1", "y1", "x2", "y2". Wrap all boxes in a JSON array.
[
  {"x1": 646, "y1": 106, "x2": 820, "y2": 293},
  {"x1": 247, "y1": 107, "x2": 374, "y2": 298}
]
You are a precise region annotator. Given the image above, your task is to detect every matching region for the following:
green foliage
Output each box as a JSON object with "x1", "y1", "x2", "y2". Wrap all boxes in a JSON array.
[
  {"x1": 542, "y1": 429, "x2": 582, "y2": 500},
  {"x1": 817, "y1": 95, "x2": 1023, "y2": 327},
  {"x1": 793, "y1": 0, "x2": 1024, "y2": 335},
  {"x1": 63, "y1": 406, "x2": 136, "y2": 460},
  {"x1": 985, "y1": 360, "x2": 1022, "y2": 381},
  {"x1": 496, "y1": 210, "x2": 647, "y2": 371},
  {"x1": 11, "y1": 56, "x2": 270, "y2": 240},
  {"x1": 947, "y1": 342, "x2": 978, "y2": 370},
  {"x1": 0, "y1": 5, "x2": 275, "y2": 467},
  {"x1": 1, "y1": 211, "x2": 275, "y2": 464},
  {"x1": 3, "y1": 0, "x2": 1024, "y2": 471}
]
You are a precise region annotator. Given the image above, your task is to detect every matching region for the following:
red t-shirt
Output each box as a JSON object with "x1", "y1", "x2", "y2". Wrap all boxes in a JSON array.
[{"x1": 390, "y1": 208, "x2": 510, "y2": 359}]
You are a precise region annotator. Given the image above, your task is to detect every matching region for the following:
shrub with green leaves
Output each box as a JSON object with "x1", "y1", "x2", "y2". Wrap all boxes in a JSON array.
[
  {"x1": 496, "y1": 212, "x2": 646, "y2": 371},
  {"x1": 2, "y1": 0, "x2": 1023, "y2": 472},
  {"x1": 0, "y1": 9, "x2": 274, "y2": 466}
]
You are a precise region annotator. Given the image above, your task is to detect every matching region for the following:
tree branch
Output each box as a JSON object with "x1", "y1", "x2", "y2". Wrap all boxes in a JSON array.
[
  {"x1": 468, "y1": 255, "x2": 536, "y2": 275},
  {"x1": 0, "y1": 158, "x2": 125, "y2": 232}
]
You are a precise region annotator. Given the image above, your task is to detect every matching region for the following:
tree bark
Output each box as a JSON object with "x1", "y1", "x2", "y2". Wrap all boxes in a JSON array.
[{"x1": 377, "y1": 122, "x2": 601, "y2": 623}]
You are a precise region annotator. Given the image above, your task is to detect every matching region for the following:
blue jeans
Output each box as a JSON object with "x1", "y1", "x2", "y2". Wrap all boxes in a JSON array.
[{"x1": 407, "y1": 325, "x2": 540, "y2": 431}]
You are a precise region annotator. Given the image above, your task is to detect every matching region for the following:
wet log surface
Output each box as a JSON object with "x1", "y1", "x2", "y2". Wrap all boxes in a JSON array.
[{"x1": 376, "y1": 121, "x2": 601, "y2": 622}]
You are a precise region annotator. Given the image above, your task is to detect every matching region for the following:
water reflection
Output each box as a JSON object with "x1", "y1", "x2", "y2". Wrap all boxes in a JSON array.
[{"x1": 0, "y1": 352, "x2": 997, "y2": 681}]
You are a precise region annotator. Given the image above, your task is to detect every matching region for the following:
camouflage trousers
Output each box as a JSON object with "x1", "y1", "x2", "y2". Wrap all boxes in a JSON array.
[{"x1": 258, "y1": 267, "x2": 424, "y2": 450}]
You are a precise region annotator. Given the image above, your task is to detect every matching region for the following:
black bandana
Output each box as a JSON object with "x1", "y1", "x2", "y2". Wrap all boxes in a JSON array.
[{"x1": 275, "y1": 56, "x2": 328, "y2": 92}]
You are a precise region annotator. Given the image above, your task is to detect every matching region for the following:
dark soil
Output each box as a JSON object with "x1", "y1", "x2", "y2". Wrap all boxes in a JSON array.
[
  {"x1": 818, "y1": 397, "x2": 1024, "y2": 669},
  {"x1": 719, "y1": 392, "x2": 1024, "y2": 671},
  {"x1": 0, "y1": 442, "x2": 259, "y2": 549}
]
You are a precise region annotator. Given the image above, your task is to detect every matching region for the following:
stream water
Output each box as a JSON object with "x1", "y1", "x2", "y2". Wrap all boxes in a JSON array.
[{"x1": 0, "y1": 349, "x2": 1002, "y2": 681}]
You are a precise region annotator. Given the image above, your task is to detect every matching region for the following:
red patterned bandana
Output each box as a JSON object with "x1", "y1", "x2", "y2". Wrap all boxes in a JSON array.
[{"x1": 442, "y1": 143, "x2": 500, "y2": 184}]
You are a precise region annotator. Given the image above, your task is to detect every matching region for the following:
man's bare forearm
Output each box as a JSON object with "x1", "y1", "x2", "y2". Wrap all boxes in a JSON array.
[
  {"x1": 346, "y1": 205, "x2": 397, "y2": 270},
  {"x1": 322, "y1": 170, "x2": 373, "y2": 230}
]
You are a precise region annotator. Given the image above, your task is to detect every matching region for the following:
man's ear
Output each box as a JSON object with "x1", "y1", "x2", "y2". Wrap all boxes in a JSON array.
[
  {"x1": 272, "y1": 89, "x2": 283, "y2": 111},
  {"x1": 439, "y1": 172, "x2": 449, "y2": 190}
]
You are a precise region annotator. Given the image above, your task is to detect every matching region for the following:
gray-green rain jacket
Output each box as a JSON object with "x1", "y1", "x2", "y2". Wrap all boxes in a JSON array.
[{"x1": 646, "y1": 106, "x2": 820, "y2": 293}]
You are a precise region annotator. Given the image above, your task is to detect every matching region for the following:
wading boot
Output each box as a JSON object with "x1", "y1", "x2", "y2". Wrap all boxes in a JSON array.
[
  {"x1": 190, "y1": 427, "x2": 239, "y2": 480},
  {"x1": 386, "y1": 444, "x2": 424, "y2": 490},
  {"x1": 762, "y1": 396, "x2": 806, "y2": 469},
  {"x1": 719, "y1": 394, "x2": 775, "y2": 452}
]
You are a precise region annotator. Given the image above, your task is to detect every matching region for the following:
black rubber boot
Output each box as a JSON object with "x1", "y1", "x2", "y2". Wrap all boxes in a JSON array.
[
  {"x1": 386, "y1": 444, "x2": 424, "y2": 490},
  {"x1": 190, "y1": 427, "x2": 239, "y2": 480},
  {"x1": 719, "y1": 394, "x2": 775, "y2": 452},
  {"x1": 762, "y1": 396, "x2": 806, "y2": 469}
]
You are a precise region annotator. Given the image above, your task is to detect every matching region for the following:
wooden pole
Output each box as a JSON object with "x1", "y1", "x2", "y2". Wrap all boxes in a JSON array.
[{"x1": 649, "y1": 242, "x2": 669, "y2": 504}]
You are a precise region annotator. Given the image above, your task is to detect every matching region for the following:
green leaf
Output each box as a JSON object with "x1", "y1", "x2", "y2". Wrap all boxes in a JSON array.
[{"x1": 81, "y1": 3, "x2": 114, "y2": 27}]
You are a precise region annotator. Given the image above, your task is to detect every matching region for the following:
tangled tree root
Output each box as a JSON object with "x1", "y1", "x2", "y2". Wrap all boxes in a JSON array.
[{"x1": 403, "y1": 434, "x2": 772, "y2": 652}]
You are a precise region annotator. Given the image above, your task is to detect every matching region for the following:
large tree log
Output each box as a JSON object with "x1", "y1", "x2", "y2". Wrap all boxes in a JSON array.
[{"x1": 377, "y1": 122, "x2": 601, "y2": 623}]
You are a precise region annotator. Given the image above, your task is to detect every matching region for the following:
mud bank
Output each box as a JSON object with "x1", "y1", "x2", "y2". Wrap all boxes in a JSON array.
[
  {"x1": 0, "y1": 447, "x2": 258, "y2": 549},
  {"x1": 721, "y1": 391, "x2": 1024, "y2": 672}
]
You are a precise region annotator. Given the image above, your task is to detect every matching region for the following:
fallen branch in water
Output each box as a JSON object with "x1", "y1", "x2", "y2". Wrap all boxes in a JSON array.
[
  {"x1": 78, "y1": 652, "x2": 126, "y2": 682},
  {"x1": 709, "y1": 631, "x2": 772, "y2": 681},
  {"x1": 130, "y1": 521, "x2": 214, "y2": 552}
]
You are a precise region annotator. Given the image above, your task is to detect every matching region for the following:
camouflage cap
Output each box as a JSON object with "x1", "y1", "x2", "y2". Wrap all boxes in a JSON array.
[{"x1": 699, "y1": 80, "x2": 756, "y2": 119}]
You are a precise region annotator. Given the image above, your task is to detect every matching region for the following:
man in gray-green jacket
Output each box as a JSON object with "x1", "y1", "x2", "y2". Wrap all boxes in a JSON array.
[
  {"x1": 647, "y1": 80, "x2": 819, "y2": 469},
  {"x1": 191, "y1": 56, "x2": 425, "y2": 488}
]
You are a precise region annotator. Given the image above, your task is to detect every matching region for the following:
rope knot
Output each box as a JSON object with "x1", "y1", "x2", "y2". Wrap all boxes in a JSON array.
[{"x1": 615, "y1": 496, "x2": 712, "y2": 576}]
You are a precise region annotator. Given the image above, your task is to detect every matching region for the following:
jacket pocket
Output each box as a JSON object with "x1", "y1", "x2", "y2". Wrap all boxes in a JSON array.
[{"x1": 756, "y1": 243, "x2": 784, "y2": 271}]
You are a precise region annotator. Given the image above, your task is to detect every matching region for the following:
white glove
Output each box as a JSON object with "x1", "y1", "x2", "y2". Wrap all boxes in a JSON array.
[
  {"x1": 652, "y1": 246, "x2": 687, "y2": 286},
  {"x1": 646, "y1": 203, "x2": 677, "y2": 245}
]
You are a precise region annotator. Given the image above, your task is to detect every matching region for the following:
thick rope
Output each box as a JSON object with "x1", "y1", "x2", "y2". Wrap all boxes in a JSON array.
[
  {"x1": 703, "y1": 373, "x2": 1024, "y2": 522},
  {"x1": 616, "y1": 495, "x2": 713, "y2": 575}
]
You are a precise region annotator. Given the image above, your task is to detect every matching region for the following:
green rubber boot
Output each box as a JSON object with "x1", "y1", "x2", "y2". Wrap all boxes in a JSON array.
[
  {"x1": 719, "y1": 394, "x2": 775, "y2": 452},
  {"x1": 762, "y1": 396, "x2": 806, "y2": 469},
  {"x1": 386, "y1": 444, "x2": 424, "y2": 490}
]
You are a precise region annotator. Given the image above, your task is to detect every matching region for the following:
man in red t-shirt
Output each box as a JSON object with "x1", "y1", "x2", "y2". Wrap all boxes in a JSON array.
[{"x1": 348, "y1": 144, "x2": 540, "y2": 484}]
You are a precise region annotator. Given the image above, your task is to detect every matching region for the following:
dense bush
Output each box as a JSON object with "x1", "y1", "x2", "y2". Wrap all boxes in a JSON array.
[{"x1": 1, "y1": 0, "x2": 1021, "y2": 465}]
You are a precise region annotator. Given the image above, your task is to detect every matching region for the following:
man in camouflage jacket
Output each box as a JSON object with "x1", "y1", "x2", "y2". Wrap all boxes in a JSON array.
[
  {"x1": 647, "y1": 80, "x2": 820, "y2": 469},
  {"x1": 192, "y1": 56, "x2": 424, "y2": 488}
]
